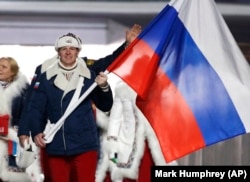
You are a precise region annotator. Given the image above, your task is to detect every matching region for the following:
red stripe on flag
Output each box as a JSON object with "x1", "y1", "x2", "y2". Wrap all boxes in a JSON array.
[
  {"x1": 107, "y1": 39, "x2": 159, "y2": 99},
  {"x1": 8, "y1": 140, "x2": 13, "y2": 155},
  {"x1": 137, "y1": 68, "x2": 205, "y2": 162}
]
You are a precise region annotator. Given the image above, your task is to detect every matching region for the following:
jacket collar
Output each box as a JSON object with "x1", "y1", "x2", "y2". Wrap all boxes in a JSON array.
[
  {"x1": 45, "y1": 58, "x2": 91, "y2": 96},
  {"x1": 46, "y1": 58, "x2": 90, "y2": 80}
]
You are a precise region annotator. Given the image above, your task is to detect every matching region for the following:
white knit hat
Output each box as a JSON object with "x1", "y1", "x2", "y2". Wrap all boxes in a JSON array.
[{"x1": 54, "y1": 33, "x2": 82, "y2": 51}]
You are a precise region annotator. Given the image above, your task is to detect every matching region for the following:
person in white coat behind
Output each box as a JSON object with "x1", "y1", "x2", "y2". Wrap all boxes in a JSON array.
[
  {"x1": 96, "y1": 80, "x2": 177, "y2": 182},
  {"x1": 0, "y1": 57, "x2": 43, "y2": 182}
]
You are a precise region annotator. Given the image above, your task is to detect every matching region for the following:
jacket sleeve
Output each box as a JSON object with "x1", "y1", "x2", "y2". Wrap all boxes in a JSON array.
[
  {"x1": 18, "y1": 65, "x2": 42, "y2": 136},
  {"x1": 24, "y1": 75, "x2": 48, "y2": 138},
  {"x1": 91, "y1": 85, "x2": 113, "y2": 113},
  {"x1": 11, "y1": 83, "x2": 29, "y2": 127},
  {"x1": 85, "y1": 42, "x2": 127, "y2": 74}
]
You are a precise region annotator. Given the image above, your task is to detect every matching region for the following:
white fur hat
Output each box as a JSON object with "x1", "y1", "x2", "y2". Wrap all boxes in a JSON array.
[{"x1": 55, "y1": 33, "x2": 82, "y2": 51}]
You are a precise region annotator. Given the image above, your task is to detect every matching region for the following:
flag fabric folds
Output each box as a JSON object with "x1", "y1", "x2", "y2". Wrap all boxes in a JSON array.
[{"x1": 107, "y1": 0, "x2": 250, "y2": 162}]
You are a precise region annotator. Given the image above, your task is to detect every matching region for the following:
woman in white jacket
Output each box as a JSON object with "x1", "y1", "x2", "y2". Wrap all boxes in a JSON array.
[{"x1": 0, "y1": 57, "x2": 42, "y2": 182}]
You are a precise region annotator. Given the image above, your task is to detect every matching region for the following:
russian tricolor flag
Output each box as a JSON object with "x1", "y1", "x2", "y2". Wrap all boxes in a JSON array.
[{"x1": 107, "y1": 0, "x2": 250, "y2": 162}]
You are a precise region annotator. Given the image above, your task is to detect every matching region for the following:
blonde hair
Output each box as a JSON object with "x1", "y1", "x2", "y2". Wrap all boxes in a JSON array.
[{"x1": 0, "y1": 57, "x2": 19, "y2": 81}]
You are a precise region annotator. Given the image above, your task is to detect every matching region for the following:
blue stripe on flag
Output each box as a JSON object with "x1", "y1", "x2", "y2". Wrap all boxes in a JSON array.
[{"x1": 159, "y1": 6, "x2": 246, "y2": 145}]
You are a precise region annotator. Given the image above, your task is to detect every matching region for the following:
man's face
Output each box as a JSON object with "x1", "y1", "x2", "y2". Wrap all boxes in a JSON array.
[{"x1": 58, "y1": 46, "x2": 79, "y2": 67}]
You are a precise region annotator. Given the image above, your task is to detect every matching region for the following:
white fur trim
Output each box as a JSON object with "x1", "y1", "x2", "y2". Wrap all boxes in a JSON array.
[
  {"x1": 0, "y1": 72, "x2": 28, "y2": 116},
  {"x1": 41, "y1": 55, "x2": 87, "y2": 74},
  {"x1": 0, "y1": 170, "x2": 31, "y2": 182},
  {"x1": 41, "y1": 55, "x2": 58, "y2": 74}
]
